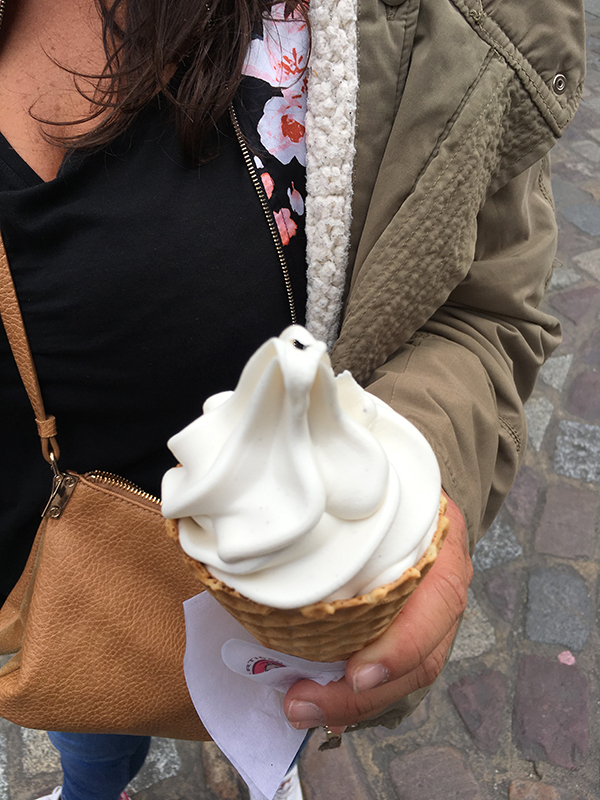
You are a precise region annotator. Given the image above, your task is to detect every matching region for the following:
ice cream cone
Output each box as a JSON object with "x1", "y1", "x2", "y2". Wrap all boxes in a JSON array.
[{"x1": 165, "y1": 495, "x2": 449, "y2": 662}]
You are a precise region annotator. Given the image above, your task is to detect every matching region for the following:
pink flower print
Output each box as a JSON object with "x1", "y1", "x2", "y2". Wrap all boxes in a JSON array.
[
  {"x1": 287, "y1": 182, "x2": 304, "y2": 215},
  {"x1": 274, "y1": 208, "x2": 297, "y2": 245},
  {"x1": 281, "y1": 80, "x2": 307, "y2": 111},
  {"x1": 261, "y1": 172, "x2": 275, "y2": 198},
  {"x1": 281, "y1": 113, "x2": 304, "y2": 143},
  {"x1": 280, "y1": 47, "x2": 306, "y2": 82},
  {"x1": 243, "y1": 3, "x2": 309, "y2": 90},
  {"x1": 258, "y1": 96, "x2": 306, "y2": 165}
]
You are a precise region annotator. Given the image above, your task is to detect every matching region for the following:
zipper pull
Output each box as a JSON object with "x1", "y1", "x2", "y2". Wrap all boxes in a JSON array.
[{"x1": 41, "y1": 453, "x2": 78, "y2": 519}]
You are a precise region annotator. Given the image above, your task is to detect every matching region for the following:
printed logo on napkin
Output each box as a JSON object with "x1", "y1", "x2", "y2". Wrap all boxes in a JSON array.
[
  {"x1": 221, "y1": 639, "x2": 346, "y2": 692},
  {"x1": 246, "y1": 656, "x2": 287, "y2": 674}
]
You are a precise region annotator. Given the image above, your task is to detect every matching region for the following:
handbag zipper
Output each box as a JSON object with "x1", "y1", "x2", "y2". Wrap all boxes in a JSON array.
[
  {"x1": 229, "y1": 106, "x2": 297, "y2": 325},
  {"x1": 42, "y1": 455, "x2": 79, "y2": 519},
  {"x1": 43, "y1": 467, "x2": 161, "y2": 520},
  {"x1": 85, "y1": 471, "x2": 161, "y2": 506}
]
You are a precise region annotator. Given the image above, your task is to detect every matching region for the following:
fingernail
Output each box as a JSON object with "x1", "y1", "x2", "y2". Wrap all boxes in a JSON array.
[
  {"x1": 286, "y1": 700, "x2": 326, "y2": 729},
  {"x1": 352, "y1": 664, "x2": 390, "y2": 694}
]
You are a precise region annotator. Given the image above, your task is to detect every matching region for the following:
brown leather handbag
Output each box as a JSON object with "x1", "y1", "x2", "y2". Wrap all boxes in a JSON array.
[{"x1": 0, "y1": 234, "x2": 209, "y2": 740}]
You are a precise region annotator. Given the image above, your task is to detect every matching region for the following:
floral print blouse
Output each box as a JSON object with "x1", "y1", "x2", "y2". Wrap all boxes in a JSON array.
[{"x1": 235, "y1": 2, "x2": 308, "y2": 266}]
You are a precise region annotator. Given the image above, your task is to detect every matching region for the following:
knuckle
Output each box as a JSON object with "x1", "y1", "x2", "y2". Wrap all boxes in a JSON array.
[
  {"x1": 418, "y1": 647, "x2": 446, "y2": 688},
  {"x1": 398, "y1": 629, "x2": 433, "y2": 675},
  {"x1": 436, "y1": 570, "x2": 469, "y2": 619},
  {"x1": 331, "y1": 693, "x2": 379, "y2": 726},
  {"x1": 351, "y1": 693, "x2": 378, "y2": 720}
]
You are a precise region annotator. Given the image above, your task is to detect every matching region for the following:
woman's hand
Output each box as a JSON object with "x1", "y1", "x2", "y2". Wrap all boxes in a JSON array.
[{"x1": 283, "y1": 492, "x2": 472, "y2": 732}]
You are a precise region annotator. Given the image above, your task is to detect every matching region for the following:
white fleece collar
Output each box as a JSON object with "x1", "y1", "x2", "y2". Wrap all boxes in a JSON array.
[{"x1": 304, "y1": 0, "x2": 358, "y2": 350}]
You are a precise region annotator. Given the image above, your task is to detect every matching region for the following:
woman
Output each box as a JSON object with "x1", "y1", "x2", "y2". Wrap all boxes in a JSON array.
[{"x1": 0, "y1": 0, "x2": 585, "y2": 798}]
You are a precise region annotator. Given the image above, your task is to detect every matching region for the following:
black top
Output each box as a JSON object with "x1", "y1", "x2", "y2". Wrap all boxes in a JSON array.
[{"x1": 0, "y1": 94, "x2": 307, "y2": 599}]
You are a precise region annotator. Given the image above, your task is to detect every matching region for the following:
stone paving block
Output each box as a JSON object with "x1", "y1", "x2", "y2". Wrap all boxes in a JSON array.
[
  {"x1": 571, "y1": 100, "x2": 600, "y2": 127},
  {"x1": 449, "y1": 588, "x2": 496, "y2": 661},
  {"x1": 570, "y1": 139, "x2": 600, "y2": 162},
  {"x1": 483, "y1": 568, "x2": 519, "y2": 622},
  {"x1": 508, "y1": 780, "x2": 570, "y2": 800},
  {"x1": 560, "y1": 203, "x2": 600, "y2": 235},
  {"x1": 21, "y1": 729, "x2": 60, "y2": 777},
  {"x1": 586, "y1": 53, "x2": 600, "y2": 72},
  {"x1": 473, "y1": 516, "x2": 522, "y2": 570},
  {"x1": 582, "y1": 327, "x2": 600, "y2": 368},
  {"x1": 552, "y1": 157, "x2": 598, "y2": 184},
  {"x1": 525, "y1": 567, "x2": 591, "y2": 650},
  {"x1": 0, "y1": 728, "x2": 8, "y2": 800},
  {"x1": 538, "y1": 353, "x2": 573, "y2": 391},
  {"x1": 300, "y1": 734, "x2": 374, "y2": 800},
  {"x1": 555, "y1": 327, "x2": 575, "y2": 350},
  {"x1": 551, "y1": 141, "x2": 571, "y2": 164},
  {"x1": 535, "y1": 484, "x2": 599, "y2": 558},
  {"x1": 561, "y1": 124, "x2": 586, "y2": 143},
  {"x1": 547, "y1": 265, "x2": 582, "y2": 291},
  {"x1": 554, "y1": 420, "x2": 600, "y2": 483},
  {"x1": 580, "y1": 177, "x2": 600, "y2": 201},
  {"x1": 550, "y1": 176, "x2": 592, "y2": 208},
  {"x1": 555, "y1": 218, "x2": 597, "y2": 253},
  {"x1": 448, "y1": 670, "x2": 507, "y2": 753},
  {"x1": 582, "y1": 94, "x2": 600, "y2": 116},
  {"x1": 548, "y1": 285, "x2": 600, "y2": 323},
  {"x1": 374, "y1": 695, "x2": 430, "y2": 738},
  {"x1": 504, "y1": 465, "x2": 542, "y2": 528},
  {"x1": 524, "y1": 397, "x2": 554, "y2": 451},
  {"x1": 126, "y1": 738, "x2": 181, "y2": 793},
  {"x1": 389, "y1": 746, "x2": 481, "y2": 800},
  {"x1": 572, "y1": 247, "x2": 600, "y2": 281},
  {"x1": 513, "y1": 655, "x2": 589, "y2": 769},
  {"x1": 566, "y1": 371, "x2": 600, "y2": 421},
  {"x1": 200, "y1": 743, "x2": 245, "y2": 800},
  {"x1": 586, "y1": 0, "x2": 600, "y2": 17}
]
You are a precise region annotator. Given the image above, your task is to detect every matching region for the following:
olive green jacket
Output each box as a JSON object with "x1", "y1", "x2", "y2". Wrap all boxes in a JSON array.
[{"x1": 304, "y1": 0, "x2": 585, "y2": 554}]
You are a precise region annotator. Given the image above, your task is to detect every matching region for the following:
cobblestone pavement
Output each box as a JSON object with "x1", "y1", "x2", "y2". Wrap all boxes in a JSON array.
[{"x1": 2, "y1": 4, "x2": 600, "y2": 800}]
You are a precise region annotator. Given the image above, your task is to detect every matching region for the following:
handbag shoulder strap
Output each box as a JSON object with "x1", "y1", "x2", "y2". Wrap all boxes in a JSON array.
[{"x1": 0, "y1": 232, "x2": 59, "y2": 463}]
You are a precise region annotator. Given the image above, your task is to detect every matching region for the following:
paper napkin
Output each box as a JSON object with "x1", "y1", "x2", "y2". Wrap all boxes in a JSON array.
[{"x1": 183, "y1": 592, "x2": 346, "y2": 800}]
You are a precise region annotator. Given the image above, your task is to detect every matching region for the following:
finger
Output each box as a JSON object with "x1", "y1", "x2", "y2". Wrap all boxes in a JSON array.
[
  {"x1": 284, "y1": 624, "x2": 458, "y2": 729},
  {"x1": 346, "y1": 495, "x2": 471, "y2": 693},
  {"x1": 284, "y1": 493, "x2": 471, "y2": 729}
]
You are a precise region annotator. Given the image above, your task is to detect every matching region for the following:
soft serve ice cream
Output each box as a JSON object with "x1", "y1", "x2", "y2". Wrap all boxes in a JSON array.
[{"x1": 161, "y1": 326, "x2": 442, "y2": 609}]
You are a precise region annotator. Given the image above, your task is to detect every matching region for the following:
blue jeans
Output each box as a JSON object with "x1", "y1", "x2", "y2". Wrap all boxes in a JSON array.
[{"x1": 47, "y1": 732, "x2": 151, "y2": 800}]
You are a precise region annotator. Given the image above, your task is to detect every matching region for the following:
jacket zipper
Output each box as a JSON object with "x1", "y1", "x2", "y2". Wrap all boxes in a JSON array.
[
  {"x1": 0, "y1": 0, "x2": 6, "y2": 34},
  {"x1": 229, "y1": 106, "x2": 297, "y2": 326}
]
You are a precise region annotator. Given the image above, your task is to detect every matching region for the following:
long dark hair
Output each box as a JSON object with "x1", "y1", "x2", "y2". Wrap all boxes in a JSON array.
[{"x1": 55, "y1": 0, "x2": 309, "y2": 162}]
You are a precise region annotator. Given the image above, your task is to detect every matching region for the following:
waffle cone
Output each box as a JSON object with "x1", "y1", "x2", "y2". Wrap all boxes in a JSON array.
[{"x1": 166, "y1": 495, "x2": 449, "y2": 662}]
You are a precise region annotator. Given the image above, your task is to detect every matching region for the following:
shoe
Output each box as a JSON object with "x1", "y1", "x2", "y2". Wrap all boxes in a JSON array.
[
  {"x1": 35, "y1": 789, "x2": 131, "y2": 800},
  {"x1": 249, "y1": 765, "x2": 304, "y2": 800},
  {"x1": 34, "y1": 790, "x2": 62, "y2": 800}
]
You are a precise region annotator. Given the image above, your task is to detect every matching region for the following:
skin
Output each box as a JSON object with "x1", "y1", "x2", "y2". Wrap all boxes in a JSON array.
[
  {"x1": 284, "y1": 492, "x2": 472, "y2": 732},
  {"x1": 0, "y1": 0, "x2": 106, "y2": 181}
]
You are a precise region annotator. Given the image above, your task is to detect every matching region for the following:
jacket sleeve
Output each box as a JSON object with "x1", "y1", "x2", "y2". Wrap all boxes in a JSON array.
[{"x1": 364, "y1": 155, "x2": 560, "y2": 552}]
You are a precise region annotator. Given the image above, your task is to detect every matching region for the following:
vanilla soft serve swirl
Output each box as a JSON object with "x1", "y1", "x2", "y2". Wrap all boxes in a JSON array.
[{"x1": 162, "y1": 326, "x2": 441, "y2": 609}]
